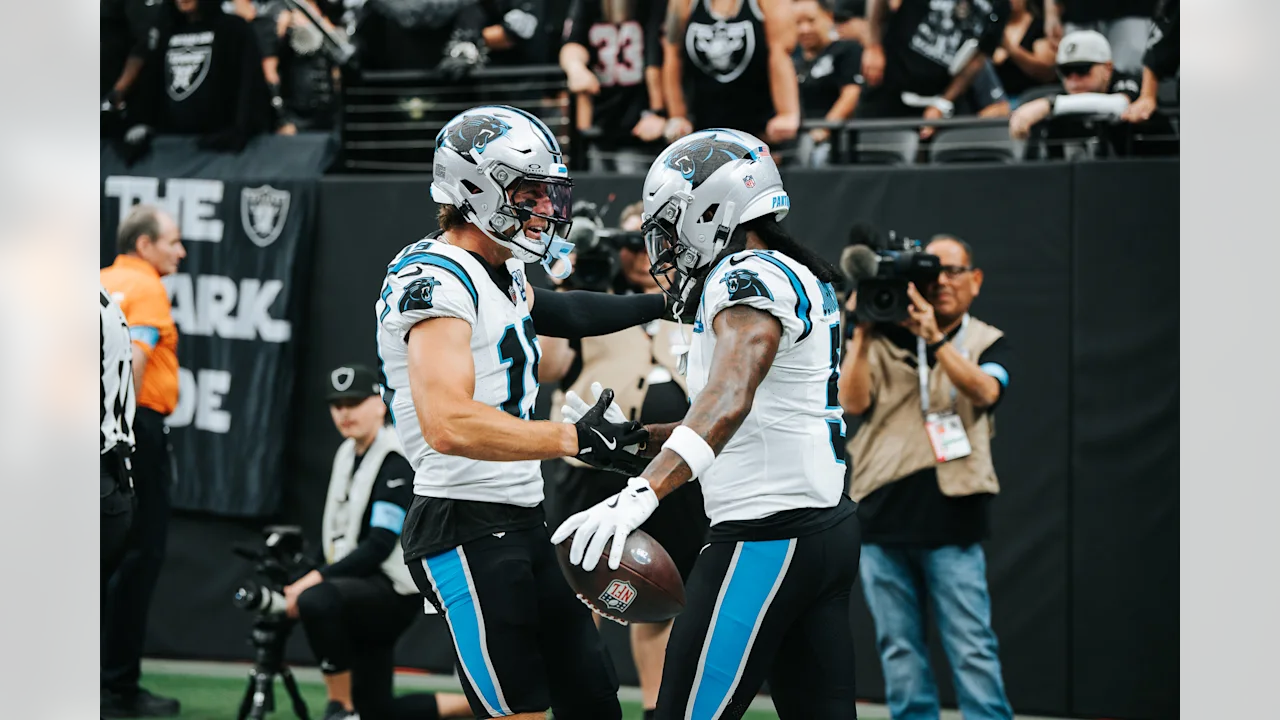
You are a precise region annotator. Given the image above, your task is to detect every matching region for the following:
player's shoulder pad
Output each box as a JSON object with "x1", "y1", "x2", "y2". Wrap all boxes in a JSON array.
[
  {"x1": 706, "y1": 250, "x2": 784, "y2": 304},
  {"x1": 704, "y1": 250, "x2": 816, "y2": 344},
  {"x1": 385, "y1": 238, "x2": 481, "y2": 312}
]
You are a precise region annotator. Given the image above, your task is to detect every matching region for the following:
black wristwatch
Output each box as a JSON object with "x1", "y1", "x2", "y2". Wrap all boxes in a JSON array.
[
  {"x1": 926, "y1": 335, "x2": 950, "y2": 353},
  {"x1": 642, "y1": 108, "x2": 668, "y2": 120}
]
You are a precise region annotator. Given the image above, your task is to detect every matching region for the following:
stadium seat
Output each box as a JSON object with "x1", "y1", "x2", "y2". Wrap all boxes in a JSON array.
[
  {"x1": 854, "y1": 129, "x2": 919, "y2": 165},
  {"x1": 929, "y1": 125, "x2": 1023, "y2": 164}
]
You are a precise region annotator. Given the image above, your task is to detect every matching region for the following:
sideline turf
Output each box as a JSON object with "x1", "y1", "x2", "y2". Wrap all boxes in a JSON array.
[{"x1": 140, "y1": 672, "x2": 796, "y2": 719}]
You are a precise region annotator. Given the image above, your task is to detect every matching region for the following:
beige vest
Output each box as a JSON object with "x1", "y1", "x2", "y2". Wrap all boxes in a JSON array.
[
  {"x1": 550, "y1": 319, "x2": 689, "y2": 468},
  {"x1": 847, "y1": 316, "x2": 1004, "y2": 501},
  {"x1": 322, "y1": 426, "x2": 418, "y2": 596}
]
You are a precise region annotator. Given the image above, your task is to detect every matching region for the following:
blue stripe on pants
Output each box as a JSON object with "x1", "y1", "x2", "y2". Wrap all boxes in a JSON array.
[
  {"x1": 423, "y1": 549, "x2": 510, "y2": 716},
  {"x1": 689, "y1": 539, "x2": 795, "y2": 720}
]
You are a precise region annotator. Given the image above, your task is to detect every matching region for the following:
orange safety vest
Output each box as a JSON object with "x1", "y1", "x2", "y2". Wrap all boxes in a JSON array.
[{"x1": 101, "y1": 255, "x2": 180, "y2": 415}]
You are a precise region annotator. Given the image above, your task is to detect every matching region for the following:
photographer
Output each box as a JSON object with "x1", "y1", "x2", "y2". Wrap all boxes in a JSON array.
[
  {"x1": 838, "y1": 234, "x2": 1014, "y2": 720},
  {"x1": 541, "y1": 201, "x2": 709, "y2": 720},
  {"x1": 284, "y1": 364, "x2": 470, "y2": 720}
]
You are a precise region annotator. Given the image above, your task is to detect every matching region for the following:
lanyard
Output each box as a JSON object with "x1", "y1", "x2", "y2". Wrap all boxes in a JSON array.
[{"x1": 917, "y1": 314, "x2": 969, "y2": 414}]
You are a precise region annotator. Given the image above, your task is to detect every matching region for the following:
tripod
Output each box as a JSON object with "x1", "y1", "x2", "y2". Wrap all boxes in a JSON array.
[{"x1": 237, "y1": 614, "x2": 310, "y2": 720}]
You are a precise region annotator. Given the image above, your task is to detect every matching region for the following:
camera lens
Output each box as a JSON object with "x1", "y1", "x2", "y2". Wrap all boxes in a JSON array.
[{"x1": 870, "y1": 288, "x2": 895, "y2": 311}]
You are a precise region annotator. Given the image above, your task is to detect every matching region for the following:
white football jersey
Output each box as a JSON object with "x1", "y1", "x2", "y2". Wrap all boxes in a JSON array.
[
  {"x1": 375, "y1": 236, "x2": 544, "y2": 506},
  {"x1": 687, "y1": 249, "x2": 846, "y2": 525}
]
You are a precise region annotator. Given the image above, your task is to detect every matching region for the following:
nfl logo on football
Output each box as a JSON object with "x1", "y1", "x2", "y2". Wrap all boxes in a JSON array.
[
  {"x1": 743, "y1": 175, "x2": 756, "y2": 188},
  {"x1": 599, "y1": 579, "x2": 638, "y2": 612}
]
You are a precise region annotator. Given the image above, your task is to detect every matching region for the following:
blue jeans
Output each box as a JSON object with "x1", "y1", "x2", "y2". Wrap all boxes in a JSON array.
[{"x1": 860, "y1": 544, "x2": 1013, "y2": 720}]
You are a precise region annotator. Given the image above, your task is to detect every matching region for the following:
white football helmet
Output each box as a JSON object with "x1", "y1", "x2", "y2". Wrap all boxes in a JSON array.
[
  {"x1": 641, "y1": 128, "x2": 790, "y2": 317},
  {"x1": 430, "y1": 105, "x2": 575, "y2": 277}
]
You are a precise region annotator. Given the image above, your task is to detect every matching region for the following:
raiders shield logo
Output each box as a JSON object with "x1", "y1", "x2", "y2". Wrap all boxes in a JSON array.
[
  {"x1": 165, "y1": 31, "x2": 214, "y2": 102},
  {"x1": 331, "y1": 367, "x2": 355, "y2": 392},
  {"x1": 241, "y1": 185, "x2": 292, "y2": 248},
  {"x1": 599, "y1": 579, "x2": 638, "y2": 613},
  {"x1": 686, "y1": 19, "x2": 757, "y2": 83},
  {"x1": 721, "y1": 268, "x2": 773, "y2": 301}
]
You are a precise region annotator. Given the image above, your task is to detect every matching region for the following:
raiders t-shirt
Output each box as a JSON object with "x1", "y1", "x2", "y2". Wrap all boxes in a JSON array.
[
  {"x1": 794, "y1": 40, "x2": 865, "y2": 120},
  {"x1": 1143, "y1": 0, "x2": 1178, "y2": 80},
  {"x1": 881, "y1": 0, "x2": 1010, "y2": 96},
  {"x1": 564, "y1": 0, "x2": 665, "y2": 143}
]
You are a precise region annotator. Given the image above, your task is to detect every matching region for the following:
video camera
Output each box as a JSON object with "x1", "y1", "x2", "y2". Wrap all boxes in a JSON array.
[
  {"x1": 562, "y1": 200, "x2": 646, "y2": 293},
  {"x1": 232, "y1": 526, "x2": 312, "y2": 618},
  {"x1": 840, "y1": 223, "x2": 941, "y2": 324},
  {"x1": 230, "y1": 526, "x2": 314, "y2": 720}
]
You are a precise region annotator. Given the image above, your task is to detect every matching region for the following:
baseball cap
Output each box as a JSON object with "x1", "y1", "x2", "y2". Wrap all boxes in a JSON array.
[
  {"x1": 326, "y1": 364, "x2": 381, "y2": 402},
  {"x1": 1056, "y1": 30, "x2": 1112, "y2": 66}
]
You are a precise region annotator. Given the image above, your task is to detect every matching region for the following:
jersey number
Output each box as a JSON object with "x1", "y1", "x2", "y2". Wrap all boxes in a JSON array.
[
  {"x1": 498, "y1": 317, "x2": 541, "y2": 418},
  {"x1": 589, "y1": 21, "x2": 645, "y2": 86},
  {"x1": 827, "y1": 323, "x2": 846, "y2": 464}
]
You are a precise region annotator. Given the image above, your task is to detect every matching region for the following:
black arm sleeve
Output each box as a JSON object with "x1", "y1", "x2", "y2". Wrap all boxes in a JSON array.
[
  {"x1": 531, "y1": 288, "x2": 667, "y2": 338},
  {"x1": 320, "y1": 454, "x2": 413, "y2": 579}
]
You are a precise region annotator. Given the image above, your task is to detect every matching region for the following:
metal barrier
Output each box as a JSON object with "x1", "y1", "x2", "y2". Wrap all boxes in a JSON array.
[{"x1": 338, "y1": 65, "x2": 572, "y2": 173}]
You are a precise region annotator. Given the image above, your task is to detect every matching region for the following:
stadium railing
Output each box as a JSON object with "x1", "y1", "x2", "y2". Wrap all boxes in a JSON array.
[{"x1": 338, "y1": 64, "x2": 573, "y2": 173}]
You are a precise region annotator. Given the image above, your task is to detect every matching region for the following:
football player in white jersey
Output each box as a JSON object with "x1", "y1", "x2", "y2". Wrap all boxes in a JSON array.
[
  {"x1": 376, "y1": 105, "x2": 674, "y2": 720},
  {"x1": 554, "y1": 129, "x2": 862, "y2": 719}
]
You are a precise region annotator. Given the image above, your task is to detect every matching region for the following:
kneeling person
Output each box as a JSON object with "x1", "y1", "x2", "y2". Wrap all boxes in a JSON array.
[{"x1": 284, "y1": 364, "x2": 470, "y2": 720}]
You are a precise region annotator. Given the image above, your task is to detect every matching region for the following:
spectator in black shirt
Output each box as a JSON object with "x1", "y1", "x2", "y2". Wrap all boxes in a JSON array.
[
  {"x1": 123, "y1": 0, "x2": 274, "y2": 154},
  {"x1": 793, "y1": 0, "x2": 865, "y2": 166},
  {"x1": 833, "y1": 0, "x2": 869, "y2": 43},
  {"x1": 1008, "y1": 29, "x2": 1140, "y2": 139},
  {"x1": 481, "y1": 0, "x2": 558, "y2": 66},
  {"x1": 858, "y1": 0, "x2": 1010, "y2": 137},
  {"x1": 1122, "y1": 0, "x2": 1177, "y2": 124},
  {"x1": 560, "y1": 0, "x2": 668, "y2": 172},
  {"x1": 990, "y1": 0, "x2": 1057, "y2": 106},
  {"x1": 838, "y1": 233, "x2": 1014, "y2": 720},
  {"x1": 1043, "y1": 0, "x2": 1155, "y2": 75},
  {"x1": 351, "y1": 0, "x2": 486, "y2": 74},
  {"x1": 101, "y1": 0, "x2": 164, "y2": 117},
  {"x1": 257, "y1": 1, "x2": 346, "y2": 134},
  {"x1": 284, "y1": 364, "x2": 472, "y2": 720}
]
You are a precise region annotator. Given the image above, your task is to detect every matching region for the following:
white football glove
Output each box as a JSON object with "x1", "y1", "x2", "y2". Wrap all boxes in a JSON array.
[
  {"x1": 551, "y1": 477, "x2": 659, "y2": 571},
  {"x1": 562, "y1": 382, "x2": 642, "y2": 455}
]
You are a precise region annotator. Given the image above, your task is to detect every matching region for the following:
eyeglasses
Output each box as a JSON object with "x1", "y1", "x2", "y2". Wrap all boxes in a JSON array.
[{"x1": 1058, "y1": 62, "x2": 1097, "y2": 78}]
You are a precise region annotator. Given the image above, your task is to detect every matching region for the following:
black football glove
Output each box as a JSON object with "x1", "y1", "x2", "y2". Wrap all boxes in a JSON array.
[{"x1": 569, "y1": 385, "x2": 650, "y2": 476}]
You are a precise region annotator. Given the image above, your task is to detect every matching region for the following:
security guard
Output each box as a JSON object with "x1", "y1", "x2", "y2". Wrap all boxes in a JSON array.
[
  {"x1": 282, "y1": 364, "x2": 471, "y2": 720},
  {"x1": 100, "y1": 204, "x2": 185, "y2": 719}
]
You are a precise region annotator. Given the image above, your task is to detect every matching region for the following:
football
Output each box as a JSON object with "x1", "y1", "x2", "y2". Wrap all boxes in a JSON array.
[{"x1": 555, "y1": 529, "x2": 686, "y2": 626}]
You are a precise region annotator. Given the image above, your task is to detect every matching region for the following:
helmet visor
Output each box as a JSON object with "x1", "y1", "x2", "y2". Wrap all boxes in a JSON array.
[{"x1": 506, "y1": 177, "x2": 573, "y2": 241}]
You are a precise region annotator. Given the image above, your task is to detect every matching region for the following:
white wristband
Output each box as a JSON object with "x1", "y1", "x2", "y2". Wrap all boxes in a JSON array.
[{"x1": 662, "y1": 425, "x2": 716, "y2": 480}]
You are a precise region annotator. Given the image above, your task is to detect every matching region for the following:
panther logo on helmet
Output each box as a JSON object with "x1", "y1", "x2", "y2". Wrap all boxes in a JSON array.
[
  {"x1": 664, "y1": 134, "x2": 758, "y2": 188},
  {"x1": 437, "y1": 115, "x2": 513, "y2": 161},
  {"x1": 721, "y1": 268, "x2": 773, "y2": 301}
]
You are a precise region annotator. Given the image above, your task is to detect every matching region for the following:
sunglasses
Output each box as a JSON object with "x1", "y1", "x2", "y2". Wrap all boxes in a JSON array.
[{"x1": 1058, "y1": 62, "x2": 1097, "y2": 78}]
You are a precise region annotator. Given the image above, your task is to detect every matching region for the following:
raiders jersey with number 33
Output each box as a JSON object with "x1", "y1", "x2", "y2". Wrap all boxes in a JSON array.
[
  {"x1": 687, "y1": 249, "x2": 847, "y2": 526},
  {"x1": 375, "y1": 235, "x2": 544, "y2": 506}
]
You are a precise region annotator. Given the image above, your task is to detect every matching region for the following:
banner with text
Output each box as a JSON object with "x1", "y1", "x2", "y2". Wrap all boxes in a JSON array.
[{"x1": 101, "y1": 173, "x2": 314, "y2": 516}]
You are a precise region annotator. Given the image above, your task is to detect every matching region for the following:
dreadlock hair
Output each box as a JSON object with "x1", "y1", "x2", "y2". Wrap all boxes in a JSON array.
[{"x1": 713, "y1": 215, "x2": 841, "y2": 283}]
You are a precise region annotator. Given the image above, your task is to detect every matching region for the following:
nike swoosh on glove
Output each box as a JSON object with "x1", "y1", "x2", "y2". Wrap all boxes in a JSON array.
[
  {"x1": 551, "y1": 477, "x2": 659, "y2": 571},
  {"x1": 570, "y1": 386, "x2": 650, "y2": 475}
]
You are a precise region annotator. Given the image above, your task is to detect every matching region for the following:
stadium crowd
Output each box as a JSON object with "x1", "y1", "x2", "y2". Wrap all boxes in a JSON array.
[{"x1": 101, "y1": 0, "x2": 1179, "y2": 166}]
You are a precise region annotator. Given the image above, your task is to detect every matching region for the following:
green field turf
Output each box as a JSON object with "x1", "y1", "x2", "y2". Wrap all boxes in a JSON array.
[{"x1": 142, "y1": 672, "x2": 800, "y2": 720}]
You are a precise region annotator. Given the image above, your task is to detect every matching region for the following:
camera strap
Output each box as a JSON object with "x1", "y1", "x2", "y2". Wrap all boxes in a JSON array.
[{"x1": 917, "y1": 314, "x2": 970, "y2": 414}]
